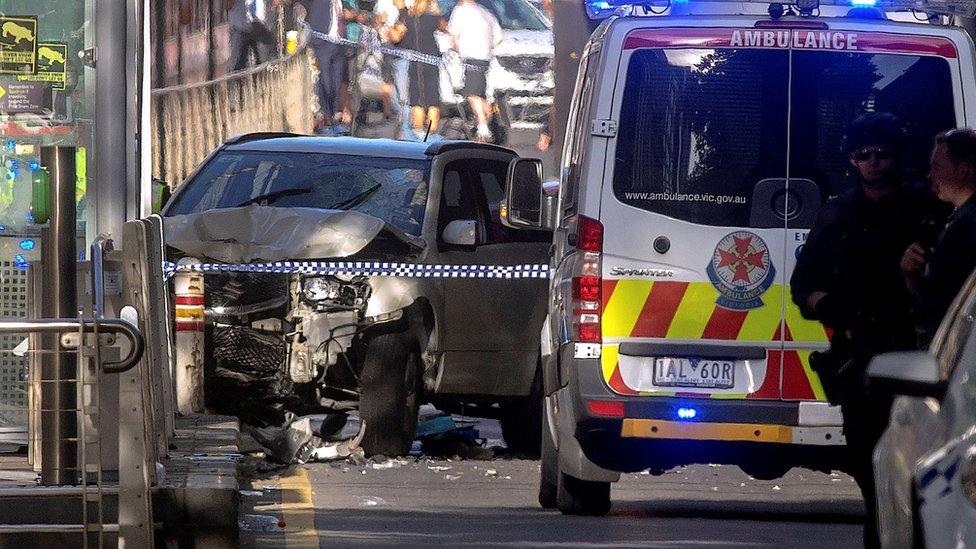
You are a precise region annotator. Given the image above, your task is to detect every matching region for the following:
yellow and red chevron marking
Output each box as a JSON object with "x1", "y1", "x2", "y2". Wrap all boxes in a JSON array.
[{"x1": 600, "y1": 280, "x2": 828, "y2": 401}]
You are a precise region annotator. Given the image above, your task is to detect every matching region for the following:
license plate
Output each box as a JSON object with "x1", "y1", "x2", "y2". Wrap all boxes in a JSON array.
[{"x1": 653, "y1": 357, "x2": 735, "y2": 389}]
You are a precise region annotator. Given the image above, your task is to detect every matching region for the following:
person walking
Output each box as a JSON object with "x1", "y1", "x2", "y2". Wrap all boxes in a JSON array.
[
  {"x1": 376, "y1": 0, "x2": 413, "y2": 138},
  {"x1": 297, "y1": 0, "x2": 349, "y2": 134},
  {"x1": 790, "y1": 113, "x2": 946, "y2": 549},
  {"x1": 229, "y1": 0, "x2": 277, "y2": 70},
  {"x1": 902, "y1": 128, "x2": 976, "y2": 346},
  {"x1": 389, "y1": 0, "x2": 444, "y2": 138},
  {"x1": 447, "y1": 0, "x2": 503, "y2": 142}
]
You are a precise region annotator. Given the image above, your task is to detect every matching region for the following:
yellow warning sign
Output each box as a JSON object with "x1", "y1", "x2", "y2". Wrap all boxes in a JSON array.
[
  {"x1": 0, "y1": 16, "x2": 38, "y2": 75},
  {"x1": 18, "y1": 43, "x2": 66, "y2": 90},
  {"x1": 0, "y1": 86, "x2": 6, "y2": 101}
]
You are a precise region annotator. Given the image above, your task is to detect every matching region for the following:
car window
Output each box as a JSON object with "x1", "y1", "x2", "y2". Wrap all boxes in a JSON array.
[
  {"x1": 560, "y1": 48, "x2": 598, "y2": 222},
  {"x1": 438, "y1": 0, "x2": 548, "y2": 31},
  {"x1": 613, "y1": 48, "x2": 955, "y2": 228},
  {"x1": 613, "y1": 48, "x2": 789, "y2": 228},
  {"x1": 166, "y1": 151, "x2": 431, "y2": 236},
  {"x1": 477, "y1": 161, "x2": 551, "y2": 244},
  {"x1": 789, "y1": 52, "x2": 955, "y2": 200}
]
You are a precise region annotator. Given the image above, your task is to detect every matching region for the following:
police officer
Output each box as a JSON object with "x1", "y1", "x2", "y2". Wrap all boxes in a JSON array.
[
  {"x1": 790, "y1": 113, "x2": 945, "y2": 549},
  {"x1": 902, "y1": 129, "x2": 976, "y2": 346}
]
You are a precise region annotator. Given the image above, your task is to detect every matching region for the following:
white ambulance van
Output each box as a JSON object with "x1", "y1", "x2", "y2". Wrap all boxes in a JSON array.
[{"x1": 502, "y1": 0, "x2": 976, "y2": 514}]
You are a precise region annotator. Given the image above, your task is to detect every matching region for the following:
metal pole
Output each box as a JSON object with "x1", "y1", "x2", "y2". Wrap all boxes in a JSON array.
[{"x1": 40, "y1": 146, "x2": 78, "y2": 486}]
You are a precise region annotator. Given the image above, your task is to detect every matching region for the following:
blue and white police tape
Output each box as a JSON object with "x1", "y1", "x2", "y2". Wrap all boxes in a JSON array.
[
  {"x1": 163, "y1": 261, "x2": 550, "y2": 280},
  {"x1": 302, "y1": 24, "x2": 486, "y2": 72}
]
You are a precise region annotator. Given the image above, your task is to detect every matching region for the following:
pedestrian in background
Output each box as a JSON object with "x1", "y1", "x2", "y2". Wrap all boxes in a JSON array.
[
  {"x1": 376, "y1": 0, "x2": 414, "y2": 139},
  {"x1": 790, "y1": 113, "x2": 945, "y2": 549},
  {"x1": 389, "y1": 0, "x2": 445, "y2": 139},
  {"x1": 902, "y1": 128, "x2": 976, "y2": 346},
  {"x1": 447, "y1": 0, "x2": 503, "y2": 142},
  {"x1": 295, "y1": 0, "x2": 349, "y2": 134},
  {"x1": 229, "y1": 0, "x2": 278, "y2": 70}
]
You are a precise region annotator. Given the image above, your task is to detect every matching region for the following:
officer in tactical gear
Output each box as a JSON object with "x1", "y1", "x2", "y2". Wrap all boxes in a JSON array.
[{"x1": 790, "y1": 112, "x2": 946, "y2": 549}]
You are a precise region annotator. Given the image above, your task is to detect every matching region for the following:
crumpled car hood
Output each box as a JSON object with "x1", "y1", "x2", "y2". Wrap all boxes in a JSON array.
[{"x1": 164, "y1": 205, "x2": 423, "y2": 263}]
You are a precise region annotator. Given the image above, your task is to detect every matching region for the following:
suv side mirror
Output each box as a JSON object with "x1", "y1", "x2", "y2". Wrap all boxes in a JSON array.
[
  {"x1": 867, "y1": 351, "x2": 945, "y2": 399},
  {"x1": 442, "y1": 219, "x2": 478, "y2": 246},
  {"x1": 503, "y1": 158, "x2": 544, "y2": 230}
]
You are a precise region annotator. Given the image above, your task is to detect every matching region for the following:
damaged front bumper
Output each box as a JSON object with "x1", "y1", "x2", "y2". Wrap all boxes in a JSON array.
[{"x1": 286, "y1": 274, "x2": 403, "y2": 384}]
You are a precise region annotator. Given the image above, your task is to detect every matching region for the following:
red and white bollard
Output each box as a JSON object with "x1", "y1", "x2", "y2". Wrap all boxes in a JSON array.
[{"x1": 173, "y1": 258, "x2": 205, "y2": 413}]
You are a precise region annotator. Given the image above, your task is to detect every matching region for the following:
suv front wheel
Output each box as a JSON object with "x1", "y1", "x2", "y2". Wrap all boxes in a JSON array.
[{"x1": 360, "y1": 330, "x2": 421, "y2": 457}]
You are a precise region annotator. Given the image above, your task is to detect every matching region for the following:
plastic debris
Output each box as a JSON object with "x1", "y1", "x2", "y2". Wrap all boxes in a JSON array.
[
  {"x1": 239, "y1": 514, "x2": 284, "y2": 532},
  {"x1": 772, "y1": 485, "x2": 781, "y2": 491},
  {"x1": 239, "y1": 490, "x2": 264, "y2": 497},
  {"x1": 416, "y1": 405, "x2": 457, "y2": 438},
  {"x1": 428, "y1": 465, "x2": 452, "y2": 472},
  {"x1": 358, "y1": 496, "x2": 388, "y2": 507},
  {"x1": 484, "y1": 468, "x2": 498, "y2": 477},
  {"x1": 445, "y1": 474, "x2": 462, "y2": 480}
]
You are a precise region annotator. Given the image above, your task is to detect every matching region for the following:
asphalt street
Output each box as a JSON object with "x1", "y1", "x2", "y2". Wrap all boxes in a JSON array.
[{"x1": 239, "y1": 419, "x2": 865, "y2": 548}]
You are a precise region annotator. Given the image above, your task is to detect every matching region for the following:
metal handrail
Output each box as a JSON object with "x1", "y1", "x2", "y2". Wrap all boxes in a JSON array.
[
  {"x1": 0, "y1": 318, "x2": 144, "y2": 374},
  {"x1": 90, "y1": 237, "x2": 110, "y2": 319}
]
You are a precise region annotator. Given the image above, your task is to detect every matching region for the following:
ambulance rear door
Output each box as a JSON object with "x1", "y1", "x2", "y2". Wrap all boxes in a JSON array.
[
  {"x1": 782, "y1": 24, "x2": 963, "y2": 401},
  {"x1": 598, "y1": 25, "x2": 793, "y2": 401}
]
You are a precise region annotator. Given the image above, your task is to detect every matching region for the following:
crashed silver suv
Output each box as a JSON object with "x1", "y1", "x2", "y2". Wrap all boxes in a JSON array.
[{"x1": 162, "y1": 134, "x2": 551, "y2": 456}]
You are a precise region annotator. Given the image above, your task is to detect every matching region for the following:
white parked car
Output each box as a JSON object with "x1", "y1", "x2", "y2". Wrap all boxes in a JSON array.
[
  {"x1": 435, "y1": 0, "x2": 553, "y2": 125},
  {"x1": 870, "y1": 272, "x2": 976, "y2": 548}
]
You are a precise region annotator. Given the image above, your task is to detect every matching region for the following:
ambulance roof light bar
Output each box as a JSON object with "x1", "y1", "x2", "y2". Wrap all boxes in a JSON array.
[{"x1": 593, "y1": 0, "x2": 976, "y2": 17}]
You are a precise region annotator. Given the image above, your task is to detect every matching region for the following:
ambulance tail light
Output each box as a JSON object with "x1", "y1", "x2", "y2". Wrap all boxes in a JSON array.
[
  {"x1": 572, "y1": 216, "x2": 603, "y2": 343},
  {"x1": 587, "y1": 400, "x2": 625, "y2": 418}
]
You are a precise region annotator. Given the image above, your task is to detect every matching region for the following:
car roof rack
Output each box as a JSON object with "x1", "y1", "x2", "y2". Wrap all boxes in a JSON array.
[
  {"x1": 607, "y1": 0, "x2": 976, "y2": 17},
  {"x1": 225, "y1": 132, "x2": 304, "y2": 145}
]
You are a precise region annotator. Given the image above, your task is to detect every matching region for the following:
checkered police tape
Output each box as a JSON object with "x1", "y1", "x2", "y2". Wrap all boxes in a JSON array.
[
  {"x1": 303, "y1": 24, "x2": 486, "y2": 72},
  {"x1": 163, "y1": 261, "x2": 550, "y2": 280}
]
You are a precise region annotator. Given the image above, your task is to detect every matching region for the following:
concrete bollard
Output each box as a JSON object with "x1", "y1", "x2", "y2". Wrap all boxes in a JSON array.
[{"x1": 173, "y1": 258, "x2": 205, "y2": 413}]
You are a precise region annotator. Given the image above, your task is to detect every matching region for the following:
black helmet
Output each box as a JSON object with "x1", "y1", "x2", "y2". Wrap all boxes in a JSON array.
[{"x1": 842, "y1": 112, "x2": 905, "y2": 154}]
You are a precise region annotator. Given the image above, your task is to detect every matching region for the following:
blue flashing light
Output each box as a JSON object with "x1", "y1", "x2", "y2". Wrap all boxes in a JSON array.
[
  {"x1": 5, "y1": 139, "x2": 14, "y2": 153},
  {"x1": 28, "y1": 160, "x2": 39, "y2": 172},
  {"x1": 590, "y1": 0, "x2": 612, "y2": 8},
  {"x1": 677, "y1": 407, "x2": 698, "y2": 420},
  {"x1": 850, "y1": 0, "x2": 877, "y2": 5},
  {"x1": 18, "y1": 239, "x2": 35, "y2": 251},
  {"x1": 25, "y1": 211, "x2": 33, "y2": 223},
  {"x1": 13, "y1": 254, "x2": 28, "y2": 270}
]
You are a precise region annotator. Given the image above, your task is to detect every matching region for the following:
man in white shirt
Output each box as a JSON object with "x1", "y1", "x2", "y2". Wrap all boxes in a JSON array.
[{"x1": 447, "y1": 0, "x2": 503, "y2": 142}]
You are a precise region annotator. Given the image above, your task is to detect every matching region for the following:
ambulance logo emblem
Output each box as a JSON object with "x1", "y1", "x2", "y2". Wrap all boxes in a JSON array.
[{"x1": 706, "y1": 231, "x2": 776, "y2": 311}]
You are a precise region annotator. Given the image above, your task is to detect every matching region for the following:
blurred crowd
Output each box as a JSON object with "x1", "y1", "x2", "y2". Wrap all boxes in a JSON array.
[{"x1": 226, "y1": 0, "x2": 535, "y2": 143}]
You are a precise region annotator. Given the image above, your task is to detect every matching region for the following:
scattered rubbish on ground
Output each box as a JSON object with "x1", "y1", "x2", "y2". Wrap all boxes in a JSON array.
[
  {"x1": 772, "y1": 485, "x2": 781, "y2": 491},
  {"x1": 247, "y1": 411, "x2": 367, "y2": 464},
  {"x1": 484, "y1": 468, "x2": 498, "y2": 477},
  {"x1": 711, "y1": 487, "x2": 718, "y2": 492},
  {"x1": 445, "y1": 473, "x2": 463, "y2": 481},
  {"x1": 358, "y1": 496, "x2": 388, "y2": 507},
  {"x1": 238, "y1": 514, "x2": 285, "y2": 532},
  {"x1": 238, "y1": 490, "x2": 264, "y2": 497},
  {"x1": 244, "y1": 404, "x2": 497, "y2": 465},
  {"x1": 427, "y1": 465, "x2": 452, "y2": 472}
]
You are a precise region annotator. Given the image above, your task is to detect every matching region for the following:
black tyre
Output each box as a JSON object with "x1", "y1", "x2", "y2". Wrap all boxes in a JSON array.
[
  {"x1": 360, "y1": 331, "x2": 421, "y2": 457},
  {"x1": 538, "y1": 400, "x2": 558, "y2": 509},
  {"x1": 500, "y1": 368, "x2": 543, "y2": 458},
  {"x1": 556, "y1": 471, "x2": 611, "y2": 516}
]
